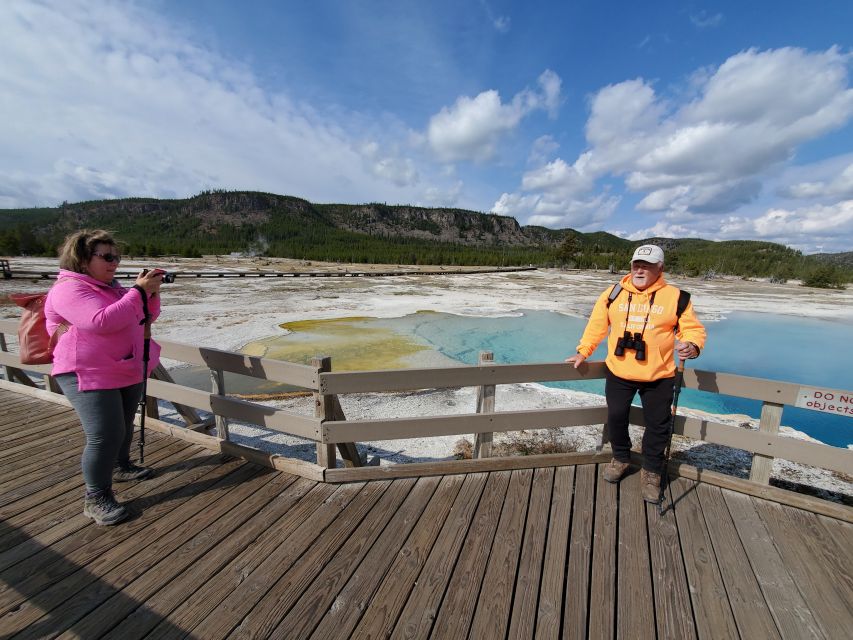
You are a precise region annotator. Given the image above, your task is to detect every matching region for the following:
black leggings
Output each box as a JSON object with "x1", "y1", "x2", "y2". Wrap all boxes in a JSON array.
[{"x1": 605, "y1": 367, "x2": 675, "y2": 474}]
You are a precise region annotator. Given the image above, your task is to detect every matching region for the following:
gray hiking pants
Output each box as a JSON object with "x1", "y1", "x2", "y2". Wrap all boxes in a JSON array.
[{"x1": 54, "y1": 373, "x2": 143, "y2": 493}]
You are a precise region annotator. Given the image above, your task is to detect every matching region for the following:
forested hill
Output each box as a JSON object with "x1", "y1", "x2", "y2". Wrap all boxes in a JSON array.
[{"x1": 0, "y1": 190, "x2": 848, "y2": 285}]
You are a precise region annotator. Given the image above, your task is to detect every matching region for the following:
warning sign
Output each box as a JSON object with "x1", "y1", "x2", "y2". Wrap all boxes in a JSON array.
[{"x1": 795, "y1": 386, "x2": 853, "y2": 417}]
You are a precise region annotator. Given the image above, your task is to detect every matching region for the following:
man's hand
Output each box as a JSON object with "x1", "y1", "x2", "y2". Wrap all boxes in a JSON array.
[
  {"x1": 565, "y1": 354, "x2": 586, "y2": 369},
  {"x1": 676, "y1": 340, "x2": 698, "y2": 360}
]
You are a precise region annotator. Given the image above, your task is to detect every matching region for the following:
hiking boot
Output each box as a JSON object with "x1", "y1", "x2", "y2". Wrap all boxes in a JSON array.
[
  {"x1": 603, "y1": 459, "x2": 630, "y2": 483},
  {"x1": 83, "y1": 489, "x2": 128, "y2": 526},
  {"x1": 113, "y1": 462, "x2": 155, "y2": 482},
  {"x1": 641, "y1": 469, "x2": 662, "y2": 503}
]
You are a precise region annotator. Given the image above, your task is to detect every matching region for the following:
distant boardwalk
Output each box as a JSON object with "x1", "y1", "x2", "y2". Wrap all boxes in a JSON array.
[
  {"x1": 1, "y1": 387, "x2": 851, "y2": 639},
  {"x1": 0, "y1": 264, "x2": 537, "y2": 280}
]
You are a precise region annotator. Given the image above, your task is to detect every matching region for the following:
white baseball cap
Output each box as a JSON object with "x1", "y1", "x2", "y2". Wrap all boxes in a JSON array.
[{"x1": 631, "y1": 244, "x2": 665, "y2": 264}]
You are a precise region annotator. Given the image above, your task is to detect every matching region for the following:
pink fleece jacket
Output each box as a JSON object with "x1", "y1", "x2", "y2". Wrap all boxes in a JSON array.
[{"x1": 44, "y1": 270, "x2": 161, "y2": 391}]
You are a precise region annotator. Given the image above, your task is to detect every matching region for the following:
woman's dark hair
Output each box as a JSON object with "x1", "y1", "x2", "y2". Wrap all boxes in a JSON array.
[{"x1": 57, "y1": 229, "x2": 118, "y2": 273}]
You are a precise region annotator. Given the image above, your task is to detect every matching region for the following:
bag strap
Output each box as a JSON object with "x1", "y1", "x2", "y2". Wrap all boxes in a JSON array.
[
  {"x1": 676, "y1": 290, "x2": 691, "y2": 318},
  {"x1": 605, "y1": 283, "x2": 622, "y2": 308}
]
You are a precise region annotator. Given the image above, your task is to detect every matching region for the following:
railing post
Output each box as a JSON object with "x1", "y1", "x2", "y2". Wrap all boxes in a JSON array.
[
  {"x1": 312, "y1": 355, "x2": 337, "y2": 469},
  {"x1": 749, "y1": 401, "x2": 783, "y2": 484},
  {"x1": 0, "y1": 332, "x2": 36, "y2": 387},
  {"x1": 45, "y1": 375, "x2": 63, "y2": 394},
  {"x1": 210, "y1": 367, "x2": 229, "y2": 441},
  {"x1": 474, "y1": 351, "x2": 495, "y2": 458},
  {"x1": 0, "y1": 332, "x2": 13, "y2": 382}
]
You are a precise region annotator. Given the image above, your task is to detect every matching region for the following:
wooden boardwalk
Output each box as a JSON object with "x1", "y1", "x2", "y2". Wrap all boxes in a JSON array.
[{"x1": 1, "y1": 387, "x2": 851, "y2": 639}]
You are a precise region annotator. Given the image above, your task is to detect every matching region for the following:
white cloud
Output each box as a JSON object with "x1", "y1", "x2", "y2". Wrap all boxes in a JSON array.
[
  {"x1": 0, "y1": 0, "x2": 449, "y2": 208},
  {"x1": 479, "y1": 0, "x2": 511, "y2": 33},
  {"x1": 521, "y1": 154, "x2": 595, "y2": 198},
  {"x1": 426, "y1": 70, "x2": 562, "y2": 162},
  {"x1": 499, "y1": 46, "x2": 853, "y2": 236},
  {"x1": 527, "y1": 135, "x2": 560, "y2": 165},
  {"x1": 360, "y1": 142, "x2": 419, "y2": 187},
  {"x1": 690, "y1": 11, "x2": 723, "y2": 29},
  {"x1": 782, "y1": 161, "x2": 853, "y2": 200},
  {"x1": 493, "y1": 190, "x2": 619, "y2": 230}
]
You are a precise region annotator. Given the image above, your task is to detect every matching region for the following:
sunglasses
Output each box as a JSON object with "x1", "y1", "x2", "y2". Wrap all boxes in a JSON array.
[{"x1": 92, "y1": 251, "x2": 122, "y2": 263}]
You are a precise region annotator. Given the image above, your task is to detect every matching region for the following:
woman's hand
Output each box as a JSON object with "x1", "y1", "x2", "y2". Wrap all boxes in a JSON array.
[{"x1": 135, "y1": 269, "x2": 165, "y2": 296}]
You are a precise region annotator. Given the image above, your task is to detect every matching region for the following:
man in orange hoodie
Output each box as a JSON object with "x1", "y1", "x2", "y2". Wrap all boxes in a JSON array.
[{"x1": 566, "y1": 244, "x2": 706, "y2": 502}]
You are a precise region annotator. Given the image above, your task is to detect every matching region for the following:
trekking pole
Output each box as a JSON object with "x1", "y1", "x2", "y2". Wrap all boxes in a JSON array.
[
  {"x1": 659, "y1": 358, "x2": 685, "y2": 515},
  {"x1": 138, "y1": 319, "x2": 150, "y2": 464},
  {"x1": 135, "y1": 279, "x2": 152, "y2": 465}
]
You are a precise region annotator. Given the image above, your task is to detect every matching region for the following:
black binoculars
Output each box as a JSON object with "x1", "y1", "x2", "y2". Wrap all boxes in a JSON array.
[{"x1": 614, "y1": 330, "x2": 647, "y2": 361}]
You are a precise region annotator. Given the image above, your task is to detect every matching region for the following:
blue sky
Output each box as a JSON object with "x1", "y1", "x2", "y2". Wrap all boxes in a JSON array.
[{"x1": 2, "y1": 1, "x2": 852, "y2": 253}]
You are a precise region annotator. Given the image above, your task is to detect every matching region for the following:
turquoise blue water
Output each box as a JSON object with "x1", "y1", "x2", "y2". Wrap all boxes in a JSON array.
[{"x1": 378, "y1": 310, "x2": 853, "y2": 448}]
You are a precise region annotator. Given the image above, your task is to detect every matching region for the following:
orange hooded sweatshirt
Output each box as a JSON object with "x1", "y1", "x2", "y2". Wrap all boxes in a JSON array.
[{"x1": 576, "y1": 274, "x2": 706, "y2": 382}]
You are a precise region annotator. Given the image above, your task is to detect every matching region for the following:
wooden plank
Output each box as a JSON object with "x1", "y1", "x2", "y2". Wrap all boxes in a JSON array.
[
  {"x1": 0, "y1": 442, "x2": 205, "y2": 575},
  {"x1": 18, "y1": 464, "x2": 277, "y2": 640},
  {"x1": 325, "y1": 450, "x2": 612, "y2": 483},
  {"x1": 140, "y1": 482, "x2": 338, "y2": 640},
  {"x1": 753, "y1": 498, "x2": 852, "y2": 638},
  {"x1": 0, "y1": 349, "x2": 53, "y2": 375},
  {"x1": 683, "y1": 368, "x2": 804, "y2": 405},
  {"x1": 474, "y1": 350, "x2": 495, "y2": 458},
  {"x1": 467, "y1": 469, "x2": 532, "y2": 639},
  {"x1": 563, "y1": 464, "x2": 595, "y2": 638},
  {"x1": 671, "y1": 477, "x2": 740, "y2": 639},
  {"x1": 0, "y1": 455, "x2": 255, "y2": 629},
  {"x1": 423, "y1": 470, "x2": 511, "y2": 639},
  {"x1": 628, "y1": 406, "x2": 853, "y2": 476},
  {"x1": 646, "y1": 481, "x2": 697, "y2": 640},
  {"x1": 191, "y1": 483, "x2": 388, "y2": 638},
  {"x1": 0, "y1": 413, "x2": 80, "y2": 447},
  {"x1": 65, "y1": 471, "x2": 305, "y2": 640},
  {"x1": 749, "y1": 401, "x2": 783, "y2": 483},
  {"x1": 110, "y1": 476, "x2": 316, "y2": 640},
  {"x1": 146, "y1": 378, "x2": 322, "y2": 440},
  {"x1": 349, "y1": 473, "x2": 472, "y2": 640},
  {"x1": 587, "y1": 464, "x2": 617, "y2": 640},
  {"x1": 331, "y1": 396, "x2": 362, "y2": 467},
  {"x1": 156, "y1": 339, "x2": 319, "y2": 388},
  {"x1": 0, "y1": 378, "x2": 73, "y2": 406},
  {"x1": 319, "y1": 361, "x2": 609, "y2": 394},
  {"x1": 812, "y1": 514, "x2": 853, "y2": 596},
  {"x1": 209, "y1": 367, "x2": 230, "y2": 440},
  {"x1": 267, "y1": 478, "x2": 420, "y2": 639},
  {"x1": 388, "y1": 472, "x2": 490, "y2": 639},
  {"x1": 508, "y1": 466, "x2": 553, "y2": 639},
  {"x1": 534, "y1": 466, "x2": 573, "y2": 640},
  {"x1": 694, "y1": 483, "x2": 779, "y2": 639},
  {"x1": 323, "y1": 406, "x2": 608, "y2": 443},
  {"x1": 0, "y1": 444, "x2": 226, "y2": 574},
  {"x1": 0, "y1": 433, "x2": 172, "y2": 512},
  {"x1": 313, "y1": 356, "x2": 337, "y2": 469},
  {"x1": 149, "y1": 364, "x2": 202, "y2": 425},
  {"x1": 305, "y1": 475, "x2": 443, "y2": 639},
  {"x1": 723, "y1": 490, "x2": 827, "y2": 639},
  {"x1": 616, "y1": 469, "x2": 655, "y2": 639},
  {"x1": 665, "y1": 459, "x2": 853, "y2": 523}
]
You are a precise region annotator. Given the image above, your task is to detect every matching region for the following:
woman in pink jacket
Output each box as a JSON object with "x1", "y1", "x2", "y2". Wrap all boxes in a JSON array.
[{"x1": 45, "y1": 230, "x2": 166, "y2": 526}]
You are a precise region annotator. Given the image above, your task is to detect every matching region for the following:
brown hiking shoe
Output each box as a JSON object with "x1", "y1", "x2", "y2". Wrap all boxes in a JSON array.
[
  {"x1": 603, "y1": 459, "x2": 630, "y2": 483},
  {"x1": 641, "y1": 470, "x2": 662, "y2": 503}
]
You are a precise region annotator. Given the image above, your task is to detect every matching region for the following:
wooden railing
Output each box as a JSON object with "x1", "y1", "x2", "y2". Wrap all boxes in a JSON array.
[{"x1": 1, "y1": 318, "x2": 850, "y2": 517}]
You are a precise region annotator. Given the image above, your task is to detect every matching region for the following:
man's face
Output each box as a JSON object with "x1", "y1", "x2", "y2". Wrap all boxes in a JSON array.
[{"x1": 631, "y1": 260, "x2": 663, "y2": 290}]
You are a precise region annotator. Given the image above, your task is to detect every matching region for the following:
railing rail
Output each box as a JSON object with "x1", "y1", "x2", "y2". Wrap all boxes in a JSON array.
[{"x1": 0, "y1": 318, "x2": 850, "y2": 505}]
